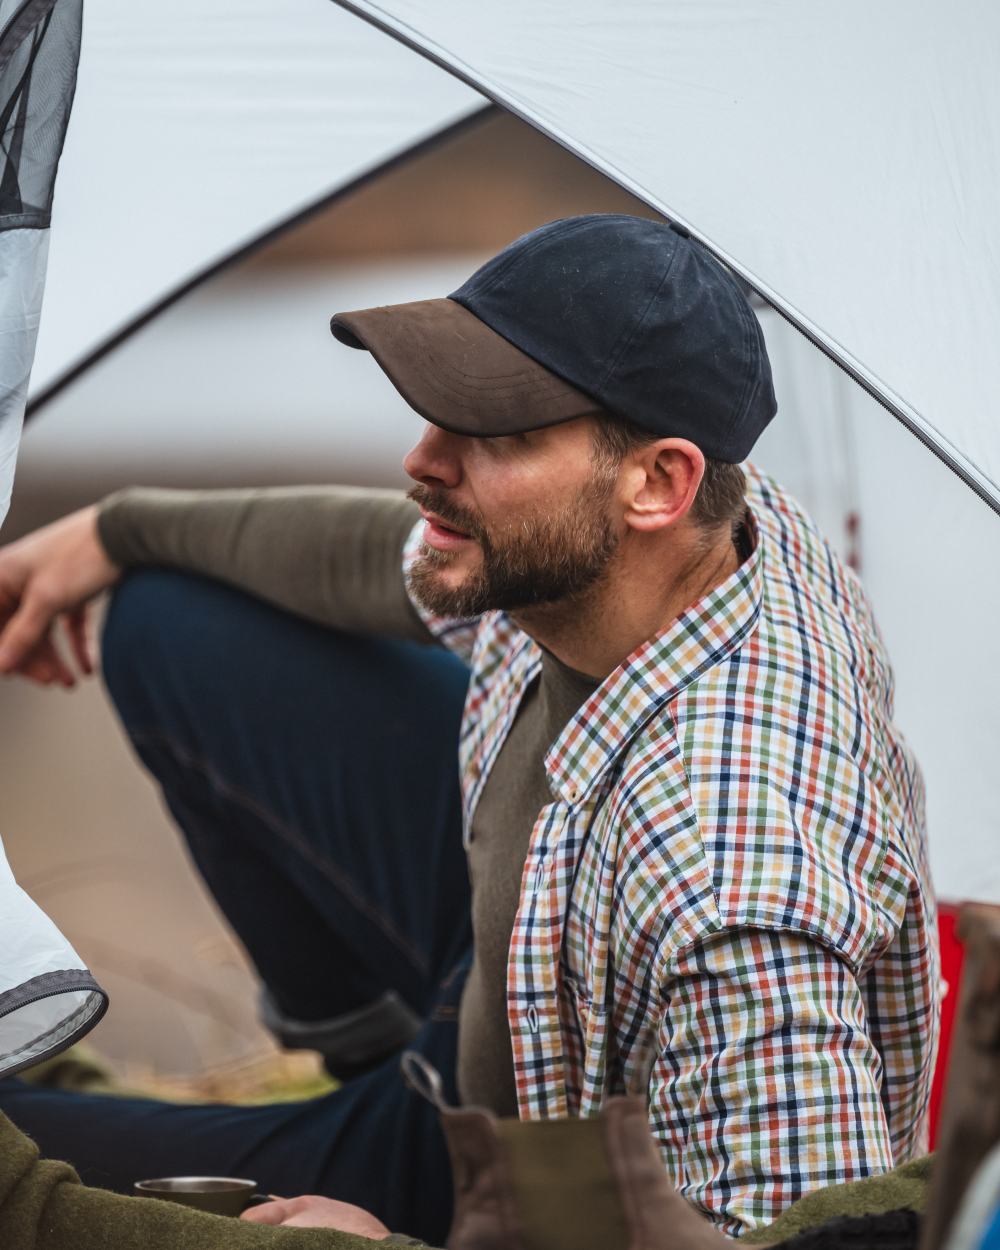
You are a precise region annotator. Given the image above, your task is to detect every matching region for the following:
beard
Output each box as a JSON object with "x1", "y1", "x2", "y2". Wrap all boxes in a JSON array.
[{"x1": 407, "y1": 469, "x2": 620, "y2": 619}]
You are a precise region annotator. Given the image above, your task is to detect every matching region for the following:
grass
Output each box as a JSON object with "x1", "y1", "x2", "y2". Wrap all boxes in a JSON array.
[{"x1": 24, "y1": 1045, "x2": 338, "y2": 1105}]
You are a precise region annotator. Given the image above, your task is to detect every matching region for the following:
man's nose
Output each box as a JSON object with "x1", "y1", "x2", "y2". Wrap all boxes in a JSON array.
[{"x1": 403, "y1": 423, "x2": 463, "y2": 489}]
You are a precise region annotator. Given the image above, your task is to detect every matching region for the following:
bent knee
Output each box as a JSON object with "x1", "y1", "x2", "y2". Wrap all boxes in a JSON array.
[{"x1": 101, "y1": 569, "x2": 235, "y2": 718}]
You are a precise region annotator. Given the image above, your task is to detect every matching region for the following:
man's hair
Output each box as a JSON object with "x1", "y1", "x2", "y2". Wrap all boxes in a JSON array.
[{"x1": 591, "y1": 412, "x2": 746, "y2": 532}]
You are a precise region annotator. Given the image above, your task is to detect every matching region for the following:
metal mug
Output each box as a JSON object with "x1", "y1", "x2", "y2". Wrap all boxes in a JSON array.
[{"x1": 133, "y1": 1176, "x2": 272, "y2": 1217}]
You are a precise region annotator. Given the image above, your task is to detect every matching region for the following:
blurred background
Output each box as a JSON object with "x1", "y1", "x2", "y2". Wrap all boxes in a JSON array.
[{"x1": 0, "y1": 107, "x2": 991, "y2": 1085}]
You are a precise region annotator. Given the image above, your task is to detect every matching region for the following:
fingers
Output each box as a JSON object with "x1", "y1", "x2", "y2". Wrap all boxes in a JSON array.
[
  {"x1": 4, "y1": 638, "x2": 77, "y2": 688},
  {"x1": 0, "y1": 600, "x2": 95, "y2": 688},
  {"x1": 16, "y1": 636, "x2": 76, "y2": 688},
  {"x1": 240, "y1": 1197, "x2": 288, "y2": 1225},
  {"x1": 64, "y1": 604, "x2": 94, "y2": 676},
  {"x1": 0, "y1": 506, "x2": 120, "y2": 685},
  {"x1": 0, "y1": 593, "x2": 58, "y2": 675},
  {"x1": 240, "y1": 1196, "x2": 392, "y2": 1236}
]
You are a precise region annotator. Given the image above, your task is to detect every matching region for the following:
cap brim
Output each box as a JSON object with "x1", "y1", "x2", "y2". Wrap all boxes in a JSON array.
[{"x1": 330, "y1": 298, "x2": 602, "y2": 437}]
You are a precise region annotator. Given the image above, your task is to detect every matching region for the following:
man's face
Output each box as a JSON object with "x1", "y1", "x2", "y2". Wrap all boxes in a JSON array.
[{"x1": 403, "y1": 416, "x2": 622, "y2": 618}]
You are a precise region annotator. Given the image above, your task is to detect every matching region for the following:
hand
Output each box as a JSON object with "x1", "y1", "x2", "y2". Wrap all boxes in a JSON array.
[
  {"x1": 240, "y1": 1195, "x2": 392, "y2": 1237},
  {"x1": 0, "y1": 505, "x2": 122, "y2": 686}
]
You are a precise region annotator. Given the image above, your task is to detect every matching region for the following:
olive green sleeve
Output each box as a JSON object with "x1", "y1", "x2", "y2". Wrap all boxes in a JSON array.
[
  {"x1": 96, "y1": 486, "x2": 432, "y2": 643},
  {"x1": 0, "y1": 1109, "x2": 404, "y2": 1250},
  {"x1": 741, "y1": 1154, "x2": 932, "y2": 1244}
]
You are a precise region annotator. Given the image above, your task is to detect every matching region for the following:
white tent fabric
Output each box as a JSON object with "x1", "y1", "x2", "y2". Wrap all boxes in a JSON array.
[
  {"x1": 29, "y1": 0, "x2": 481, "y2": 400},
  {"x1": 334, "y1": 0, "x2": 1000, "y2": 516},
  {"x1": 0, "y1": 229, "x2": 45, "y2": 522},
  {"x1": 0, "y1": 0, "x2": 108, "y2": 1077},
  {"x1": 0, "y1": 839, "x2": 106, "y2": 1077}
]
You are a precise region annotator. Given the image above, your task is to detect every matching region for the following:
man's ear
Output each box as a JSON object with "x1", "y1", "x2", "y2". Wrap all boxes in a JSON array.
[{"x1": 621, "y1": 439, "x2": 705, "y2": 534}]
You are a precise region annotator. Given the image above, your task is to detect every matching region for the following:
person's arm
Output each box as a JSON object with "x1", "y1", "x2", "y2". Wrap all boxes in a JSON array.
[
  {"x1": 650, "y1": 927, "x2": 893, "y2": 1238},
  {"x1": 0, "y1": 486, "x2": 432, "y2": 686},
  {"x1": 0, "y1": 1108, "x2": 397, "y2": 1250},
  {"x1": 96, "y1": 485, "x2": 429, "y2": 641}
]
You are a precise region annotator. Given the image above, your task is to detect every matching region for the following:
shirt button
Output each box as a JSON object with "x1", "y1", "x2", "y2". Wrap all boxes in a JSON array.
[
  {"x1": 526, "y1": 1005, "x2": 539, "y2": 1034},
  {"x1": 565, "y1": 784, "x2": 579, "y2": 803}
]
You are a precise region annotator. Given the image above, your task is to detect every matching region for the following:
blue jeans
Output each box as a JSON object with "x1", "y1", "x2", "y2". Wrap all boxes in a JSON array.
[{"x1": 0, "y1": 570, "x2": 472, "y2": 1245}]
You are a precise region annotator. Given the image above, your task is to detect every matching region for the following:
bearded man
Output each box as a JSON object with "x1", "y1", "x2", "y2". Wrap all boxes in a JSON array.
[{"x1": 0, "y1": 215, "x2": 937, "y2": 1244}]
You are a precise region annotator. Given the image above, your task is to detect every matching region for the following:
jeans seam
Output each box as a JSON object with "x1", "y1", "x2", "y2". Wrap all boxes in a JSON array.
[{"x1": 129, "y1": 725, "x2": 431, "y2": 977}]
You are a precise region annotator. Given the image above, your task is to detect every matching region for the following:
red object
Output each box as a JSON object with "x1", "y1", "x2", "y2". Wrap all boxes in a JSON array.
[{"x1": 928, "y1": 902, "x2": 964, "y2": 1147}]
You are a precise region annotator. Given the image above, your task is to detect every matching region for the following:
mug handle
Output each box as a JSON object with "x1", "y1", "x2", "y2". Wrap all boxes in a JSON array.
[{"x1": 246, "y1": 1194, "x2": 275, "y2": 1208}]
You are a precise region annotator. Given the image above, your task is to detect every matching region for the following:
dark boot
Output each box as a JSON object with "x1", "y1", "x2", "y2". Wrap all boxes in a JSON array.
[{"x1": 261, "y1": 988, "x2": 422, "y2": 1082}]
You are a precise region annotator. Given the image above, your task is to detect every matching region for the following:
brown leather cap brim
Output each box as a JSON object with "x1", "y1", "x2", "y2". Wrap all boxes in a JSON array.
[{"x1": 330, "y1": 298, "x2": 602, "y2": 437}]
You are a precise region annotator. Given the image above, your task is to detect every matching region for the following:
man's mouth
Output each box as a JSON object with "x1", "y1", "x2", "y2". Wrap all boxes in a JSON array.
[{"x1": 420, "y1": 509, "x2": 475, "y2": 552}]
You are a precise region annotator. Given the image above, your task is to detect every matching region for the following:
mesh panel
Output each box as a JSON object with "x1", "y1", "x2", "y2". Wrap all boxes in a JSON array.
[{"x1": 0, "y1": 0, "x2": 81, "y2": 228}]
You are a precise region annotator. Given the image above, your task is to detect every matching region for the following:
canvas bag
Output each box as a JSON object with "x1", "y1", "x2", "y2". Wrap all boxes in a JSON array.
[{"x1": 402, "y1": 1052, "x2": 724, "y2": 1250}]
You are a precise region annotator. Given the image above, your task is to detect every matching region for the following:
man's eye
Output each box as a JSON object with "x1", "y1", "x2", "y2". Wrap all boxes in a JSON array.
[{"x1": 498, "y1": 433, "x2": 530, "y2": 449}]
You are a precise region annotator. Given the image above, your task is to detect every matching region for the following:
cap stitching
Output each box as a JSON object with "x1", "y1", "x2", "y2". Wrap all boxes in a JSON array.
[
  {"x1": 387, "y1": 348, "x2": 589, "y2": 411},
  {"x1": 698, "y1": 250, "x2": 763, "y2": 445},
  {"x1": 455, "y1": 219, "x2": 585, "y2": 300},
  {"x1": 726, "y1": 282, "x2": 759, "y2": 443},
  {"x1": 455, "y1": 214, "x2": 641, "y2": 302},
  {"x1": 726, "y1": 291, "x2": 755, "y2": 440},
  {"x1": 593, "y1": 239, "x2": 682, "y2": 396}
]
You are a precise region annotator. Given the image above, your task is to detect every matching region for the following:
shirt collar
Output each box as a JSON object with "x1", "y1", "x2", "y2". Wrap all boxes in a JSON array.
[{"x1": 543, "y1": 510, "x2": 765, "y2": 804}]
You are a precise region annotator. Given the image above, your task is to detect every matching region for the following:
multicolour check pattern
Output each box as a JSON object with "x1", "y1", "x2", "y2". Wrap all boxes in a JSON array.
[{"x1": 403, "y1": 467, "x2": 938, "y2": 1236}]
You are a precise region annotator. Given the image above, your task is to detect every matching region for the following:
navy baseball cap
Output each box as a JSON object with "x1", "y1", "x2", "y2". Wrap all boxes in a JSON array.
[{"x1": 330, "y1": 214, "x2": 776, "y2": 462}]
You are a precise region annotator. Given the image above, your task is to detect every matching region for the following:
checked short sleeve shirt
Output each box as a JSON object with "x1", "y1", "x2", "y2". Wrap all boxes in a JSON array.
[{"x1": 403, "y1": 466, "x2": 938, "y2": 1237}]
